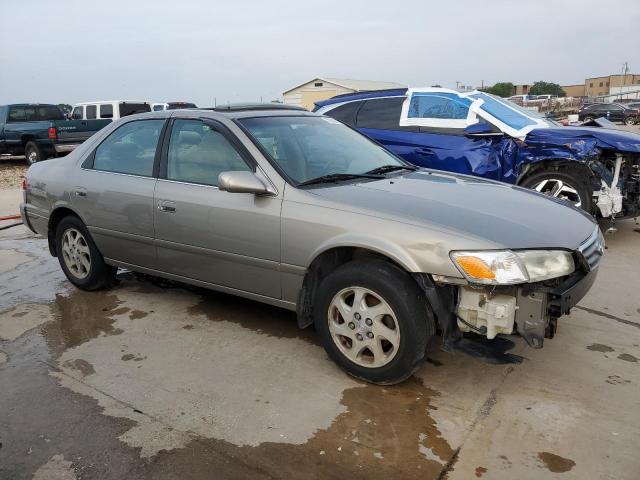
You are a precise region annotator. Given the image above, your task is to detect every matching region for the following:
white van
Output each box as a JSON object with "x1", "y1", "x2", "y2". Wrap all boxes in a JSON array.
[
  {"x1": 151, "y1": 101, "x2": 198, "y2": 112},
  {"x1": 70, "y1": 101, "x2": 151, "y2": 122}
]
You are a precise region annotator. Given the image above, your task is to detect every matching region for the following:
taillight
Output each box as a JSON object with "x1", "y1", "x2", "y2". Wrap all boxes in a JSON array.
[
  {"x1": 22, "y1": 177, "x2": 28, "y2": 190},
  {"x1": 48, "y1": 127, "x2": 57, "y2": 140}
]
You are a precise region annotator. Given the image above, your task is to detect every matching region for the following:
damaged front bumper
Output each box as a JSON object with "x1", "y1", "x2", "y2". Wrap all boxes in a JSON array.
[
  {"x1": 454, "y1": 267, "x2": 598, "y2": 349},
  {"x1": 442, "y1": 227, "x2": 604, "y2": 349}
]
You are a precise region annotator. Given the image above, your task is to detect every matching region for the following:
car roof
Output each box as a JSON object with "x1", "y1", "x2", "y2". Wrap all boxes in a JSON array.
[
  {"x1": 122, "y1": 105, "x2": 318, "y2": 122},
  {"x1": 314, "y1": 88, "x2": 408, "y2": 109},
  {"x1": 5, "y1": 103, "x2": 58, "y2": 107},
  {"x1": 75, "y1": 100, "x2": 150, "y2": 105}
]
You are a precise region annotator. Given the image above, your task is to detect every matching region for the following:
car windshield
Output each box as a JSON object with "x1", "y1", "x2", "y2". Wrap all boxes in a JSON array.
[
  {"x1": 238, "y1": 116, "x2": 405, "y2": 185},
  {"x1": 471, "y1": 92, "x2": 559, "y2": 128}
]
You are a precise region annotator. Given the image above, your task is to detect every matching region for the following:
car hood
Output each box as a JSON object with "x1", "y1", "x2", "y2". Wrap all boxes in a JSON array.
[
  {"x1": 525, "y1": 126, "x2": 640, "y2": 154},
  {"x1": 308, "y1": 170, "x2": 596, "y2": 250}
]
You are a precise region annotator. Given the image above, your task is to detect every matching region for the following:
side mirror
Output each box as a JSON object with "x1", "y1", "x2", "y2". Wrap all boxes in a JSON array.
[
  {"x1": 218, "y1": 171, "x2": 272, "y2": 195},
  {"x1": 463, "y1": 122, "x2": 502, "y2": 136}
]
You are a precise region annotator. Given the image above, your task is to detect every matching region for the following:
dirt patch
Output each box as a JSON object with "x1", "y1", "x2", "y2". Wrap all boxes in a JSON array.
[
  {"x1": 537, "y1": 451, "x2": 575, "y2": 473},
  {"x1": 0, "y1": 161, "x2": 27, "y2": 189},
  {"x1": 475, "y1": 466, "x2": 488, "y2": 477},
  {"x1": 63, "y1": 359, "x2": 95, "y2": 376}
]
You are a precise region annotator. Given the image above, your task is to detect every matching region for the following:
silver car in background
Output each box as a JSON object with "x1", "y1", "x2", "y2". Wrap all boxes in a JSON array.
[{"x1": 21, "y1": 105, "x2": 603, "y2": 384}]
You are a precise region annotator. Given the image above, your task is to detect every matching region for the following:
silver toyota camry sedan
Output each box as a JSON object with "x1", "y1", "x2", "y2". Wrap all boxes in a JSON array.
[{"x1": 21, "y1": 104, "x2": 603, "y2": 384}]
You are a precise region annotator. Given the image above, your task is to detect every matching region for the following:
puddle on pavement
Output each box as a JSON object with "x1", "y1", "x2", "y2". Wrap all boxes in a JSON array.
[
  {"x1": 188, "y1": 289, "x2": 316, "y2": 345},
  {"x1": 0, "y1": 238, "x2": 67, "y2": 312},
  {"x1": 42, "y1": 291, "x2": 126, "y2": 356},
  {"x1": 140, "y1": 377, "x2": 453, "y2": 480},
  {"x1": 586, "y1": 343, "x2": 615, "y2": 353},
  {"x1": 617, "y1": 353, "x2": 638, "y2": 363},
  {"x1": 536, "y1": 451, "x2": 575, "y2": 473}
]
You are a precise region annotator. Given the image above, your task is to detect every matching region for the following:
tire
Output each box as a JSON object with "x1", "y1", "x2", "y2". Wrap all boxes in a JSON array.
[
  {"x1": 520, "y1": 167, "x2": 593, "y2": 212},
  {"x1": 24, "y1": 141, "x2": 42, "y2": 165},
  {"x1": 313, "y1": 259, "x2": 434, "y2": 385},
  {"x1": 582, "y1": 116, "x2": 594, "y2": 123},
  {"x1": 55, "y1": 216, "x2": 117, "y2": 290},
  {"x1": 624, "y1": 116, "x2": 636, "y2": 126}
]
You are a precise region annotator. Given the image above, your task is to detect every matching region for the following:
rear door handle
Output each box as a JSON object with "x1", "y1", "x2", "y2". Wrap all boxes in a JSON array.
[
  {"x1": 157, "y1": 200, "x2": 176, "y2": 213},
  {"x1": 74, "y1": 188, "x2": 87, "y2": 197}
]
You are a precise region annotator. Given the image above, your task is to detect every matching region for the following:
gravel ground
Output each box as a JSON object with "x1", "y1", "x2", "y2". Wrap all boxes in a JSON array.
[{"x1": 0, "y1": 160, "x2": 27, "y2": 189}]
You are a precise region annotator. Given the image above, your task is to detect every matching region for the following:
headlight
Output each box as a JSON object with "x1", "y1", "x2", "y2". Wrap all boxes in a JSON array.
[
  {"x1": 451, "y1": 250, "x2": 574, "y2": 285},
  {"x1": 515, "y1": 250, "x2": 575, "y2": 282}
]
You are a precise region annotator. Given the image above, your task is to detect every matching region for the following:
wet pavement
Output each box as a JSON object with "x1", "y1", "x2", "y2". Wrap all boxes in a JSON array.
[{"x1": 1, "y1": 189, "x2": 639, "y2": 479}]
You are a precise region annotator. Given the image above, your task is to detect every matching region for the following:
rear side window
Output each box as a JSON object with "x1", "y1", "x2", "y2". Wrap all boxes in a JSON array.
[
  {"x1": 324, "y1": 101, "x2": 361, "y2": 127},
  {"x1": 8, "y1": 105, "x2": 65, "y2": 121},
  {"x1": 86, "y1": 105, "x2": 97, "y2": 119},
  {"x1": 100, "y1": 104, "x2": 113, "y2": 119},
  {"x1": 166, "y1": 119, "x2": 250, "y2": 186},
  {"x1": 71, "y1": 106, "x2": 83, "y2": 120},
  {"x1": 356, "y1": 98, "x2": 405, "y2": 130},
  {"x1": 93, "y1": 120, "x2": 164, "y2": 176},
  {"x1": 119, "y1": 103, "x2": 151, "y2": 117}
]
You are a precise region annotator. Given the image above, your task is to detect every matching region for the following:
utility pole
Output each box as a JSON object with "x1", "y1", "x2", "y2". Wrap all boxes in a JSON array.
[
  {"x1": 619, "y1": 62, "x2": 629, "y2": 100},
  {"x1": 455, "y1": 81, "x2": 460, "y2": 90}
]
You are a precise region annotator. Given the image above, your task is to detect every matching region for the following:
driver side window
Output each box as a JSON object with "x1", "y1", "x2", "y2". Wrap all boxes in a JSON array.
[
  {"x1": 407, "y1": 93, "x2": 470, "y2": 120},
  {"x1": 166, "y1": 120, "x2": 251, "y2": 186}
]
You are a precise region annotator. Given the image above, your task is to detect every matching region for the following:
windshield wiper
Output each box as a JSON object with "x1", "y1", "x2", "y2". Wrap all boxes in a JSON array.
[
  {"x1": 365, "y1": 164, "x2": 419, "y2": 175},
  {"x1": 297, "y1": 173, "x2": 384, "y2": 187}
]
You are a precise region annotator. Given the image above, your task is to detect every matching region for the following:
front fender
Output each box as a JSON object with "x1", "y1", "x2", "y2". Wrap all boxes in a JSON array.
[{"x1": 308, "y1": 233, "x2": 425, "y2": 273}]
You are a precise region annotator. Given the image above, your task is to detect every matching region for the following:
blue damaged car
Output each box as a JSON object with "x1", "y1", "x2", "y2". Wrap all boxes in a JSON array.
[{"x1": 315, "y1": 88, "x2": 640, "y2": 222}]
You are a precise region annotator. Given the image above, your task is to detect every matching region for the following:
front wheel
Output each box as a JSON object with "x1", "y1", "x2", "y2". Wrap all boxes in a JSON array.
[
  {"x1": 624, "y1": 116, "x2": 636, "y2": 126},
  {"x1": 55, "y1": 216, "x2": 117, "y2": 290},
  {"x1": 24, "y1": 141, "x2": 42, "y2": 165},
  {"x1": 314, "y1": 259, "x2": 434, "y2": 385},
  {"x1": 520, "y1": 169, "x2": 593, "y2": 212}
]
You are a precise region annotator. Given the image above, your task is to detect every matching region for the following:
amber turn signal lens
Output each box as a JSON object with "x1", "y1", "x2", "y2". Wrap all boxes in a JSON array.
[{"x1": 455, "y1": 255, "x2": 496, "y2": 280}]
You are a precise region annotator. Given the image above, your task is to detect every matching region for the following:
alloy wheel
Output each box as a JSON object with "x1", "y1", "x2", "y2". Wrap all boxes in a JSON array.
[
  {"x1": 533, "y1": 178, "x2": 582, "y2": 208},
  {"x1": 61, "y1": 228, "x2": 91, "y2": 279},
  {"x1": 327, "y1": 286, "x2": 400, "y2": 368}
]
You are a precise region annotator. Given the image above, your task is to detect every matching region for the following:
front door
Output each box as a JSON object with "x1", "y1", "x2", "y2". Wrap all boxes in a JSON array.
[
  {"x1": 153, "y1": 118, "x2": 282, "y2": 299},
  {"x1": 72, "y1": 118, "x2": 165, "y2": 267},
  {"x1": 354, "y1": 96, "x2": 501, "y2": 180}
]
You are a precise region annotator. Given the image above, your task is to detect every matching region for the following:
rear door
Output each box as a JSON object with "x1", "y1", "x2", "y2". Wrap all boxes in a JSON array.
[
  {"x1": 153, "y1": 117, "x2": 282, "y2": 298},
  {"x1": 72, "y1": 118, "x2": 166, "y2": 267}
]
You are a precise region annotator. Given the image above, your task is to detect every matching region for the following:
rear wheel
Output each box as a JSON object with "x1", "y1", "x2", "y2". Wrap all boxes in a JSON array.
[
  {"x1": 582, "y1": 116, "x2": 594, "y2": 123},
  {"x1": 520, "y1": 168, "x2": 593, "y2": 212},
  {"x1": 24, "y1": 141, "x2": 42, "y2": 165},
  {"x1": 55, "y1": 216, "x2": 117, "y2": 290},
  {"x1": 624, "y1": 116, "x2": 636, "y2": 126},
  {"x1": 314, "y1": 259, "x2": 434, "y2": 385}
]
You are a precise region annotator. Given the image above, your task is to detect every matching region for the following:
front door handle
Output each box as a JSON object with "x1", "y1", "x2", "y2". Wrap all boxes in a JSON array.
[
  {"x1": 74, "y1": 188, "x2": 87, "y2": 197},
  {"x1": 157, "y1": 200, "x2": 176, "y2": 213}
]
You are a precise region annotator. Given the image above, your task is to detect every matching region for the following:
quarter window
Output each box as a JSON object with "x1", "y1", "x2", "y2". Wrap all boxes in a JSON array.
[
  {"x1": 166, "y1": 119, "x2": 250, "y2": 186},
  {"x1": 100, "y1": 104, "x2": 113, "y2": 119},
  {"x1": 71, "y1": 106, "x2": 83, "y2": 120},
  {"x1": 356, "y1": 98, "x2": 405, "y2": 130},
  {"x1": 86, "y1": 105, "x2": 97, "y2": 119},
  {"x1": 93, "y1": 120, "x2": 164, "y2": 176},
  {"x1": 325, "y1": 101, "x2": 362, "y2": 127}
]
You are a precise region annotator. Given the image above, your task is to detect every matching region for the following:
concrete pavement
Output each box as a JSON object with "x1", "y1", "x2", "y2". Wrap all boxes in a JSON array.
[{"x1": 0, "y1": 187, "x2": 638, "y2": 479}]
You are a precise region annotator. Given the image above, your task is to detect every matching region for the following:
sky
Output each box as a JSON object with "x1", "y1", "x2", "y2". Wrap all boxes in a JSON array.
[{"x1": 1, "y1": 0, "x2": 639, "y2": 106}]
